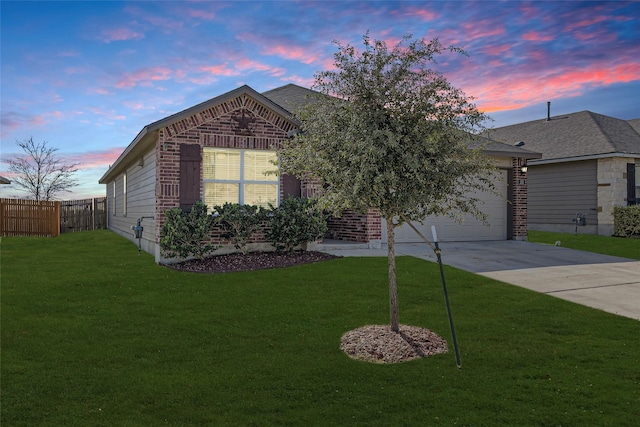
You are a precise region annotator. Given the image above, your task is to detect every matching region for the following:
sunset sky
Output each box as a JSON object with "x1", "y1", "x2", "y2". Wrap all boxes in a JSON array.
[{"x1": 1, "y1": 0, "x2": 639, "y2": 199}]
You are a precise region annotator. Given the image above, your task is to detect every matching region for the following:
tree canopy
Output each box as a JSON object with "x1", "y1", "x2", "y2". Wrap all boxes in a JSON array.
[{"x1": 278, "y1": 34, "x2": 498, "y2": 331}]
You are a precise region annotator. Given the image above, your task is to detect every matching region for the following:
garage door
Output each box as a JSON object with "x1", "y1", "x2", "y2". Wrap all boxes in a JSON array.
[{"x1": 381, "y1": 169, "x2": 508, "y2": 243}]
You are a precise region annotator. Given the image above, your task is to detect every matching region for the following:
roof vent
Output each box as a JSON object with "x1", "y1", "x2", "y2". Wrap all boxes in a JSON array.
[
  {"x1": 546, "y1": 101, "x2": 551, "y2": 121},
  {"x1": 514, "y1": 141, "x2": 525, "y2": 147}
]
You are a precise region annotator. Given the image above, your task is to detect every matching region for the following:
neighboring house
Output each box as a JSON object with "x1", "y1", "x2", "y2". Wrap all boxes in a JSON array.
[
  {"x1": 100, "y1": 84, "x2": 538, "y2": 263},
  {"x1": 487, "y1": 110, "x2": 640, "y2": 235},
  {"x1": 0, "y1": 176, "x2": 11, "y2": 185}
]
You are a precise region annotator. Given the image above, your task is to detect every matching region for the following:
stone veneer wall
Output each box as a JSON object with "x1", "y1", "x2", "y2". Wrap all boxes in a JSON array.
[{"x1": 596, "y1": 157, "x2": 630, "y2": 236}]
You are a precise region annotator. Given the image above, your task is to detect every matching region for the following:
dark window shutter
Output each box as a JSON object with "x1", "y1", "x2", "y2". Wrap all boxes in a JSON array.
[
  {"x1": 628, "y1": 163, "x2": 636, "y2": 206},
  {"x1": 281, "y1": 174, "x2": 301, "y2": 199},
  {"x1": 180, "y1": 144, "x2": 201, "y2": 211}
]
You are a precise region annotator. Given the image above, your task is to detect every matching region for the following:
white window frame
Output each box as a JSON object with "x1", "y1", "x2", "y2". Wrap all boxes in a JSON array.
[
  {"x1": 122, "y1": 172, "x2": 127, "y2": 217},
  {"x1": 112, "y1": 181, "x2": 116, "y2": 215},
  {"x1": 202, "y1": 148, "x2": 279, "y2": 208}
]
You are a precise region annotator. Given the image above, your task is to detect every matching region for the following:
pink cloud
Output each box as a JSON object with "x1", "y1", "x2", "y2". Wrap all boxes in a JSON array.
[
  {"x1": 199, "y1": 64, "x2": 239, "y2": 77},
  {"x1": 29, "y1": 115, "x2": 47, "y2": 127},
  {"x1": 460, "y1": 20, "x2": 507, "y2": 40},
  {"x1": 236, "y1": 58, "x2": 286, "y2": 76},
  {"x1": 1, "y1": 108, "x2": 86, "y2": 137},
  {"x1": 1, "y1": 112, "x2": 24, "y2": 137},
  {"x1": 522, "y1": 31, "x2": 554, "y2": 42},
  {"x1": 116, "y1": 67, "x2": 173, "y2": 88},
  {"x1": 564, "y1": 15, "x2": 607, "y2": 32},
  {"x1": 410, "y1": 7, "x2": 439, "y2": 21},
  {"x1": 100, "y1": 27, "x2": 144, "y2": 43},
  {"x1": 465, "y1": 60, "x2": 640, "y2": 113},
  {"x1": 482, "y1": 44, "x2": 512, "y2": 56},
  {"x1": 67, "y1": 147, "x2": 125, "y2": 169},
  {"x1": 262, "y1": 44, "x2": 319, "y2": 65}
]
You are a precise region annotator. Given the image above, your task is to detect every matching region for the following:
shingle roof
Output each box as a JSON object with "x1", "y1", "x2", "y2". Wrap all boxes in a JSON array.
[
  {"x1": 262, "y1": 83, "x2": 326, "y2": 113},
  {"x1": 486, "y1": 111, "x2": 640, "y2": 161},
  {"x1": 0, "y1": 176, "x2": 11, "y2": 185},
  {"x1": 628, "y1": 118, "x2": 640, "y2": 135}
]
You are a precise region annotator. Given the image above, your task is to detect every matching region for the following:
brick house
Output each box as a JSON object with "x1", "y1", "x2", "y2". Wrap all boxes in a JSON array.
[
  {"x1": 488, "y1": 109, "x2": 640, "y2": 235},
  {"x1": 99, "y1": 84, "x2": 539, "y2": 263}
]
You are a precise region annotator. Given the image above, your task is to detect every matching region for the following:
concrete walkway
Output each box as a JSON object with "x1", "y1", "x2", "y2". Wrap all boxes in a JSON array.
[{"x1": 315, "y1": 240, "x2": 640, "y2": 321}]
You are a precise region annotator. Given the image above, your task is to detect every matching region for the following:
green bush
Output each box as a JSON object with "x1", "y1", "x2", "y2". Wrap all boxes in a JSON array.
[
  {"x1": 266, "y1": 197, "x2": 328, "y2": 252},
  {"x1": 613, "y1": 205, "x2": 640, "y2": 237},
  {"x1": 159, "y1": 200, "x2": 220, "y2": 260},
  {"x1": 213, "y1": 203, "x2": 267, "y2": 254}
]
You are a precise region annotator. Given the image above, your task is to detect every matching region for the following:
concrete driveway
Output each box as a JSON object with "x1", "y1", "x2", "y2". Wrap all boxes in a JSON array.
[{"x1": 316, "y1": 240, "x2": 640, "y2": 321}]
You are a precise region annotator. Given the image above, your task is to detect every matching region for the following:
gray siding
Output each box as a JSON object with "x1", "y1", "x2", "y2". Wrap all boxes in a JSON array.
[
  {"x1": 106, "y1": 149, "x2": 157, "y2": 249},
  {"x1": 528, "y1": 160, "x2": 598, "y2": 225}
]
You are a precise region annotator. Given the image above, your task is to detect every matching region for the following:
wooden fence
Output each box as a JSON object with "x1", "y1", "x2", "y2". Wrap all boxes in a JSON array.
[
  {"x1": 0, "y1": 197, "x2": 107, "y2": 237},
  {"x1": 60, "y1": 197, "x2": 107, "y2": 234},
  {"x1": 0, "y1": 198, "x2": 60, "y2": 237}
]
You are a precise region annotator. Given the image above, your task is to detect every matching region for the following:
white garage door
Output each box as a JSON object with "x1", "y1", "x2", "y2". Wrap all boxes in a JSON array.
[{"x1": 381, "y1": 169, "x2": 508, "y2": 243}]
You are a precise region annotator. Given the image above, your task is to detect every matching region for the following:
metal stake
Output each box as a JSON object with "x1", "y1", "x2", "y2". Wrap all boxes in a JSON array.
[{"x1": 431, "y1": 226, "x2": 462, "y2": 369}]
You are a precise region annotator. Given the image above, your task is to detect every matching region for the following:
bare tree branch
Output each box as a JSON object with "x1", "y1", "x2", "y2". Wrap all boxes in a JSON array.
[{"x1": 5, "y1": 137, "x2": 79, "y2": 201}]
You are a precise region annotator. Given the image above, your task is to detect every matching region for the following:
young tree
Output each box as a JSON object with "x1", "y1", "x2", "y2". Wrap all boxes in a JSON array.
[
  {"x1": 5, "y1": 137, "x2": 79, "y2": 201},
  {"x1": 278, "y1": 34, "x2": 497, "y2": 332}
]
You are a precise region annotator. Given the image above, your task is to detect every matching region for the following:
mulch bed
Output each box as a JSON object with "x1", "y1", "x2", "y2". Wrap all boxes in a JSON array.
[{"x1": 166, "y1": 250, "x2": 341, "y2": 273}]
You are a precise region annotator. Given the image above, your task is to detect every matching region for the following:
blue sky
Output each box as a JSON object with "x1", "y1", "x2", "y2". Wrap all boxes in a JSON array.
[{"x1": 1, "y1": 0, "x2": 639, "y2": 199}]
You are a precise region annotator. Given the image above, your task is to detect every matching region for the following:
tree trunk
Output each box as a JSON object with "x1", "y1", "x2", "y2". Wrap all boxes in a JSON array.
[{"x1": 387, "y1": 217, "x2": 399, "y2": 332}]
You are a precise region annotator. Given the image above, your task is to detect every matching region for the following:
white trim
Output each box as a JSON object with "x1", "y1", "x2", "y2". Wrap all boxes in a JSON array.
[{"x1": 530, "y1": 152, "x2": 640, "y2": 165}]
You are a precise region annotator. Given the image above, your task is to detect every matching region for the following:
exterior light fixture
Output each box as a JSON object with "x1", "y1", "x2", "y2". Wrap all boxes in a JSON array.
[{"x1": 518, "y1": 158, "x2": 528, "y2": 174}]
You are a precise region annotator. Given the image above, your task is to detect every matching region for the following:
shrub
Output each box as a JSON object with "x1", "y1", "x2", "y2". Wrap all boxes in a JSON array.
[
  {"x1": 212, "y1": 203, "x2": 267, "y2": 254},
  {"x1": 160, "y1": 201, "x2": 220, "y2": 260},
  {"x1": 613, "y1": 205, "x2": 640, "y2": 238},
  {"x1": 266, "y1": 197, "x2": 328, "y2": 252}
]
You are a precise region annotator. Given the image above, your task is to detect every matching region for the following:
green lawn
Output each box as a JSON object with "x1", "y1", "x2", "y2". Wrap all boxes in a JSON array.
[
  {"x1": 528, "y1": 230, "x2": 640, "y2": 260},
  {"x1": 2, "y1": 230, "x2": 639, "y2": 426}
]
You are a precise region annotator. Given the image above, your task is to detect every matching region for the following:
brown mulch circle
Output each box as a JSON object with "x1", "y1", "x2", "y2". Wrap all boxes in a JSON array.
[
  {"x1": 167, "y1": 250, "x2": 342, "y2": 273},
  {"x1": 340, "y1": 324, "x2": 449, "y2": 364}
]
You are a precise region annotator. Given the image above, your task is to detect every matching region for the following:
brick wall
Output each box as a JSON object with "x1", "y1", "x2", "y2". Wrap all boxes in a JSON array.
[
  {"x1": 326, "y1": 209, "x2": 382, "y2": 242},
  {"x1": 512, "y1": 158, "x2": 528, "y2": 240},
  {"x1": 154, "y1": 94, "x2": 296, "y2": 243}
]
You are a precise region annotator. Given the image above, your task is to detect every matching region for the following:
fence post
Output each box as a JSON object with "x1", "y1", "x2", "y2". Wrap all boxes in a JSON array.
[{"x1": 55, "y1": 201, "x2": 61, "y2": 237}]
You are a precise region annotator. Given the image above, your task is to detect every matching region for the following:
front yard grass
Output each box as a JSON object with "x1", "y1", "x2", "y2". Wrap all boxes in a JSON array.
[
  {"x1": 528, "y1": 230, "x2": 640, "y2": 260},
  {"x1": 2, "y1": 230, "x2": 639, "y2": 426}
]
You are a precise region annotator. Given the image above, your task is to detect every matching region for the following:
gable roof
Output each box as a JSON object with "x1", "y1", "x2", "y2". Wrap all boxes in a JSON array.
[
  {"x1": 0, "y1": 175, "x2": 10, "y2": 185},
  {"x1": 99, "y1": 85, "x2": 295, "y2": 184},
  {"x1": 486, "y1": 111, "x2": 640, "y2": 163}
]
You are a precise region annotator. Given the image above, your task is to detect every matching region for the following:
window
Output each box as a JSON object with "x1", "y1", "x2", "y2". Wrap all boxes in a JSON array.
[
  {"x1": 112, "y1": 181, "x2": 116, "y2": 215},
  {"x1": 122, "y1": 173, "x2": 127, "y2": 216},
  {"x1": 203, "y1": 148, "x2": 278, "y2": 208}
]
